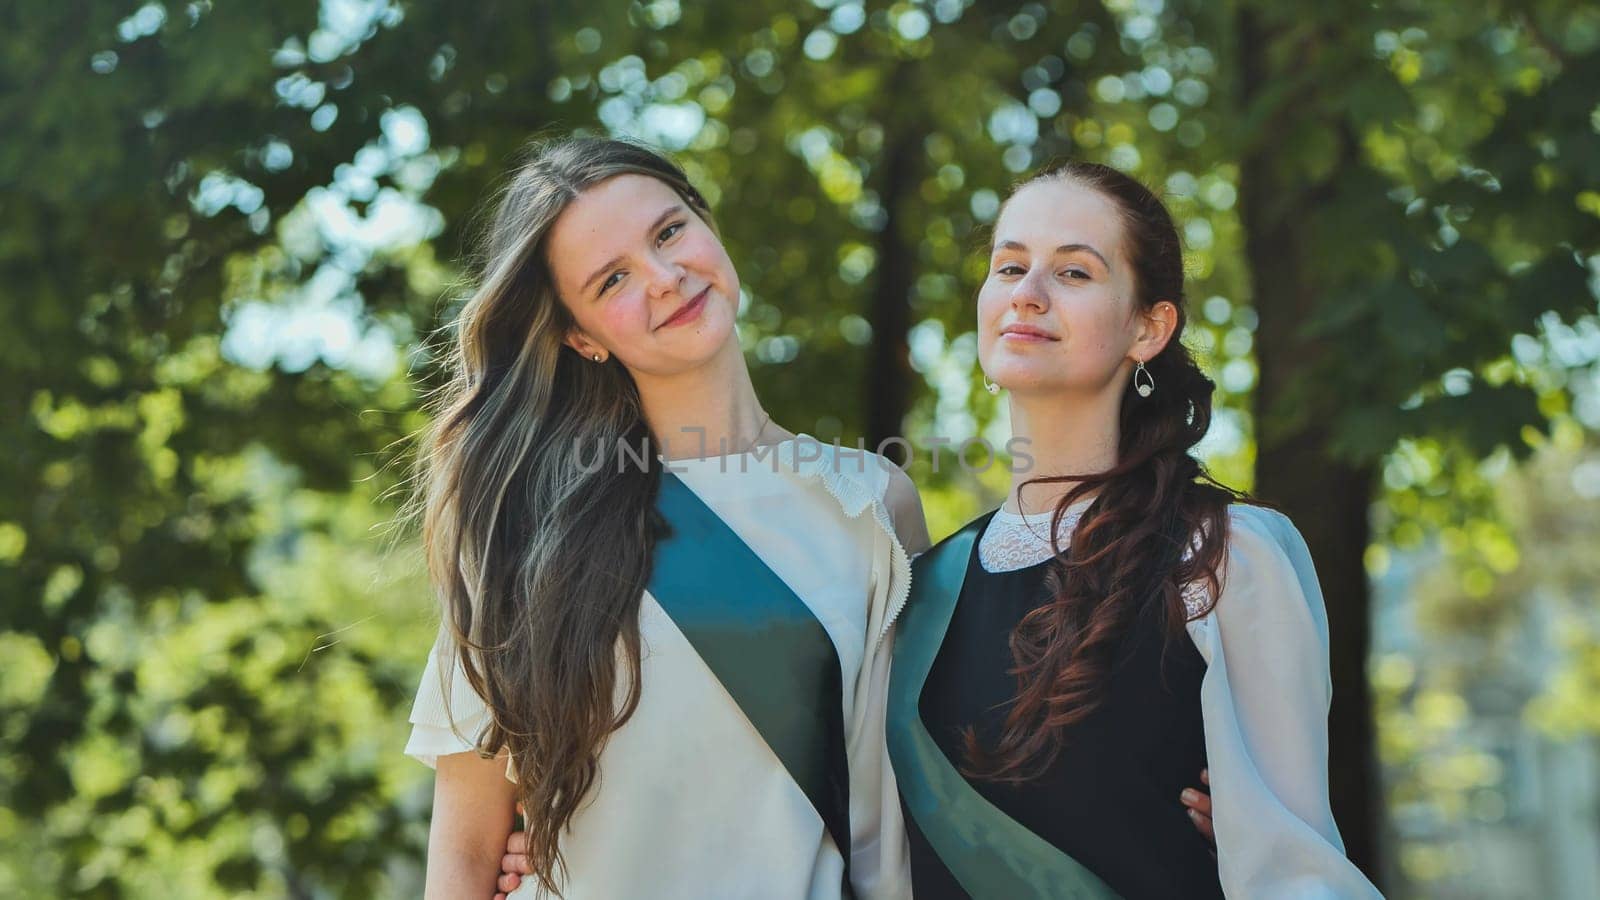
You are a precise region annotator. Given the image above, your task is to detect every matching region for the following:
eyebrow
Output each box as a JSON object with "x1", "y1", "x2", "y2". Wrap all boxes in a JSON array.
[
  {"x1": 994, "y1": 239, "x2": 1112, "y2": 271},
  {"x1": 580, "y1": 204, "x2": 686, "y2": 293}
]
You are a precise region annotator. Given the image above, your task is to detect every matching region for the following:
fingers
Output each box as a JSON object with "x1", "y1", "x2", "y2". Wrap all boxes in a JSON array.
[
  {"x1": 503, "y1": 831, "x2": 533, "y2": 876},
  {"x1": 497, "y1": 872, "x2": 521, "y2": 895},
  {"x1": 1195, "y1": 769, "x2": 1215, "y2": 854},
  {"x1": 1181, "y1": 787, "x2": 1213, "y2": 819},
  {"x1": 1181, "y1": 783, "x2": 1216, "y2": 847}
]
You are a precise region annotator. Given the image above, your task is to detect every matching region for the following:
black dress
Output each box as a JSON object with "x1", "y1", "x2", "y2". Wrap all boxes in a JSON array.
[{"x1": 905, "y1": 513, "x2": 1223, "y2": 900}]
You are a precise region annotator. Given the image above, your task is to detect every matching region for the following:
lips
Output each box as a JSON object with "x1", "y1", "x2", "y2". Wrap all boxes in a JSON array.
[
  {"x1": 1000, "y1": 323, "x2": 1059, "y2": 341},
  {"x1": 657, "y1": 287, "x2": 709, "y2": 330}
]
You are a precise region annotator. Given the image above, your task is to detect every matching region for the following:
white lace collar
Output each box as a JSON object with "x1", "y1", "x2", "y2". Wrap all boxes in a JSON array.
[
  {"x1": 977, "y1": 500, "x2": 1212, "y2": 617},
  {"x1": 977, "y1": 499, "x2": 1091, "y2": 574}
]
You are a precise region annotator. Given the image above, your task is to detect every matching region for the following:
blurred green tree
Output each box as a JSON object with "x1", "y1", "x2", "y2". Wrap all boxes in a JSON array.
[
  {"x1": 1223, "y1": 1, "x2": 1598, "y2": 873},
  {"x1": 0, "y1": 1, "x2": 459, "y2": 895},
  {"x1": 4, "y1": 0, "x2": 1596, "y2": 895}
]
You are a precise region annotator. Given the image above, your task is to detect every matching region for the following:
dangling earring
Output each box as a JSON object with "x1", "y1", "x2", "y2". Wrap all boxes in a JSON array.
[
  {"x1": 983, "y1": 374, "x2": 1000, "y2": 395},
  {"x1": 1133, "y1": 359, "x2": 1155, "y2": 397}
]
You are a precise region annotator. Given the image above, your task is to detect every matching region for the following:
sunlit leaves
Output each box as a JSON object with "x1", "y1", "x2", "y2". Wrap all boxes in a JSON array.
[{"x1": 6, "y1": 0, "x2": 1600, "y2": 895}]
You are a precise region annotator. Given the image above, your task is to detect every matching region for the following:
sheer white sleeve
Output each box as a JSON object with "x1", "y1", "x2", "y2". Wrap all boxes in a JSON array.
[
  {"x1": 1186, "y1": 507, "x2": 1384, "y2": 899},
  {"x1": 404, "y1": 626, "x2": 494, "y2": 768}
]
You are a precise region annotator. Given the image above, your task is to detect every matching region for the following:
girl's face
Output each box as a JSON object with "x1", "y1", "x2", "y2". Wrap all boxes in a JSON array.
[
  {"x1": 547, "y1": 174, "x2": 740, "y2": 378},
  {"x1": 977, "y1": 178, "x2": 1166, "y2": 398}
]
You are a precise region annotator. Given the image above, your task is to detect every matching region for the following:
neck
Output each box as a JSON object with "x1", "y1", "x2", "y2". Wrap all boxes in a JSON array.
[
  {"x1": 1006, "y1": 387, "x2": 1122, "y2": 515},
  {"x1": 633, "y1": 339, "x2": 773, "y2": 460}
]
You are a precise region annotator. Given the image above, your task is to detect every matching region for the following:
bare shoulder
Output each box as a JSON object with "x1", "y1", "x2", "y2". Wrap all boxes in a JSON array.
[{"x1": 883, "y1": 463, "x2": 931, "y2": 556}]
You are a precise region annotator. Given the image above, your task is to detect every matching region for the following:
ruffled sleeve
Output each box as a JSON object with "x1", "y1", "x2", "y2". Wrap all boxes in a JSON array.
[
  {"x1": 833, "y1": 445, "x2": 917, "y2": 900},
  {"x1": 1185, "y1": 506, "x2": 1384, "y2": 899},
  {"x1": 404, "y1": 626, "x2": 494, "y2": 769}
]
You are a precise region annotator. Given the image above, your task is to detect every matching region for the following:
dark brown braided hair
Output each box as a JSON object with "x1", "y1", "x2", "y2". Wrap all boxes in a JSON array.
[{"x1": 964, "y1": 161, "x2": 1252, "y2": 782}]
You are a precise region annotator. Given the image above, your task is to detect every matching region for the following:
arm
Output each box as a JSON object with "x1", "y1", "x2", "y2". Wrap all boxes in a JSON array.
[
  {"x1": 884, "y1": 464, "x2": 931, "y2": 557},
  {"x1": 407, "y1": 630, "x2": 521, "y2": 898},
  {"x1": 426, "y1": 750, "x2": 518, "y2": 899},
  {"x1": 1192, "y1": 509, "x2": 1382, "y2": 898}
]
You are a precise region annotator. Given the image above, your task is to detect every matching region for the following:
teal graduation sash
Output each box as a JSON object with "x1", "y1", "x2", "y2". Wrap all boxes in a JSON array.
[
  {"x1": 648, "y1": 470, "x2": 854, "y2": 892},
  {"x1": 886, "y1": 516, "x2": 1123, "y2": 900}
]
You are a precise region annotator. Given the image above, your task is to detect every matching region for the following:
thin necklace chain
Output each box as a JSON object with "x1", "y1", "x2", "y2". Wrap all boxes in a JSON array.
[
  {"x1": 744, "y1": 408, "x2": 773, "y2": 453},
  {"x1": 655, "y1": 408, "x2": 774, "y2": 460}
]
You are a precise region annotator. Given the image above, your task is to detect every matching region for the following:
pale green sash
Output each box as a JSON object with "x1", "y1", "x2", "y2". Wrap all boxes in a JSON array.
[{"x1": 886, "y1": 516, "x2": 1122, "y2": 899}]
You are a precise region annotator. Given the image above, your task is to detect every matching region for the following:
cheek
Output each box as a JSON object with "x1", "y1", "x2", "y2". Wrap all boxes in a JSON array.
[
  {"x1": 974, "y1": 282, "x2": 1011, "y2": 364},
  {"x1": 1070, "y1": 297, "x2": 1135, "y2": 355},
  {"x1": 681, "y1": 229, "x2": 733, "y2": 275},
  {"x1": 976, "y1": 280, "x2": 1008, "y2": 328},
  {"x1": 592, "y1": 290, "x2": 652, "y2": 341}
]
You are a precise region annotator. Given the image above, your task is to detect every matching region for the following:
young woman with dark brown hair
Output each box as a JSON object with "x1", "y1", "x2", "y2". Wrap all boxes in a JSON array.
[
  {"x1": 886, "y1": 162, "x2": 1383, "y2": 898},
  {"x1": 406, "y1": 136, "x2": 929, "y2": 899},
  {"x1": 473, "y1": 143, "x2": 1222, "y2": 890}
]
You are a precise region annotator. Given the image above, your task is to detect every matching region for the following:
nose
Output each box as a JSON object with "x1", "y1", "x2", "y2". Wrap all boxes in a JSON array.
[
  {"x1": 642, "y1": 251, "x2": 684, "y2": 300},
  {"x1": 1010, "y1": 267, "x2": 1049, "y2": 313}
]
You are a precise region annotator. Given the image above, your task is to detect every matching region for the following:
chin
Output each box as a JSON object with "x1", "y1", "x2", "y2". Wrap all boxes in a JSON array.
[
  {"x1": 1000, "y1": 379, "x2": 1057, "y2": 395},
  {"x1": 990, "y1": 361, "x2": 1052, "y2": 388},
  {"x1": 668, "y1": 317, "x2": 738, "y2": 366}
]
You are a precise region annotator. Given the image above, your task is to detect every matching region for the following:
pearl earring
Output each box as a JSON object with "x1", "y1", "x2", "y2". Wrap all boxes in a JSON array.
[
  {"x1": 1134, "y1": 360, "x2": 1155, "y2": 397},
  {"x1": 592, "y1": 353, "x2": 603, "y2": 363}
]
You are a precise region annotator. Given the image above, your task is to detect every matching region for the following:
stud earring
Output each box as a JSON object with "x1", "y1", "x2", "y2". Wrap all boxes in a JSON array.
[
  {"x1": 983, "y1": 375, "x2": 1000, "y2": 395},
  {"x1": 1134, "y1": 359, "x2": 1155, "y2": 397},
  {"x1": 592, "y1": 353, "x2": 603, "y2": 363}
]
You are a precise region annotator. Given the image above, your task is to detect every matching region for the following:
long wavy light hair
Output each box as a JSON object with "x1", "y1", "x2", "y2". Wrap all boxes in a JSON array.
[
  {"x1": 414, "y1": 137, "x2": 717, "y2": 892},
  {"x1": 964, "y1": 161, "x2": 1254, "y2": 782}
]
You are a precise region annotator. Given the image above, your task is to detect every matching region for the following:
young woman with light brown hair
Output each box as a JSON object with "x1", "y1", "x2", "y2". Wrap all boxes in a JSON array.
[{"x1": 406, "y1": 137, "x2": 928, "y2": 899}]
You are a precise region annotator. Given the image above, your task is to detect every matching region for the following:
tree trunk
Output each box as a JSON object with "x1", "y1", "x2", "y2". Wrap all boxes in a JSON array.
[
  {"x1": 1236, "y1": 5, "x2": 1384, "y2": 884},
  {"x1": 864, "y1": 68, "x2": 921, "y2": 449}
]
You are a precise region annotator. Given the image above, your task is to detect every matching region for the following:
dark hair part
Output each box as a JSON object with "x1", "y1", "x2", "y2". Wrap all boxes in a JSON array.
[
  {"x1": 415, "y1": 137, "x2": 716, "y2": 892},
  {"x1": 964, "y1": 160, "x2": 1251, "y2": 782}
]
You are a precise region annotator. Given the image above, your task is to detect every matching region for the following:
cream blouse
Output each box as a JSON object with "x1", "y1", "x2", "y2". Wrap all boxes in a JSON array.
[{"x1": 406, "y1": 438, "x2": 916, "y2": 900}]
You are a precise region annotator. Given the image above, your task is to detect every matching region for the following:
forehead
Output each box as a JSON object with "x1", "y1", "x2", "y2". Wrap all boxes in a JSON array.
[
  {"x1": 993, "y1": 179, "x2": 1124, "y2": 257},
  {"x1": 547, "y1": 173, "x2": 680, "y2": 282}
]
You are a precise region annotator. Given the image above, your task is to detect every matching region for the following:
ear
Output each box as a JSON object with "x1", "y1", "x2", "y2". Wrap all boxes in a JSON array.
[
  {"x1": 1130, "y1": 300, "x2": 1179, "y2": 362},
  {"x1": 563, "y1": 328, "x2": 607, "y2": 364}
]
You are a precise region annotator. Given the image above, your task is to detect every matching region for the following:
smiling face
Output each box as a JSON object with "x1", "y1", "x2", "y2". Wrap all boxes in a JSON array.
[
  {"x1": 978, "y1": 177, "x2": 1163, "y2": 398},
  {"x1": 546, "y1": 173, "x2": 741, "y2": 378}
]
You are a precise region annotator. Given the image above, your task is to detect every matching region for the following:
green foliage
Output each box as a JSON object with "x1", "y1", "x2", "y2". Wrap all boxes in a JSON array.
[
  {"x1": 1372, "y1": 422, "x2": 1600, "y2": 891},
  {"x1": 4, "y1": 0, "x2": 1597, "y2": 895}
]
